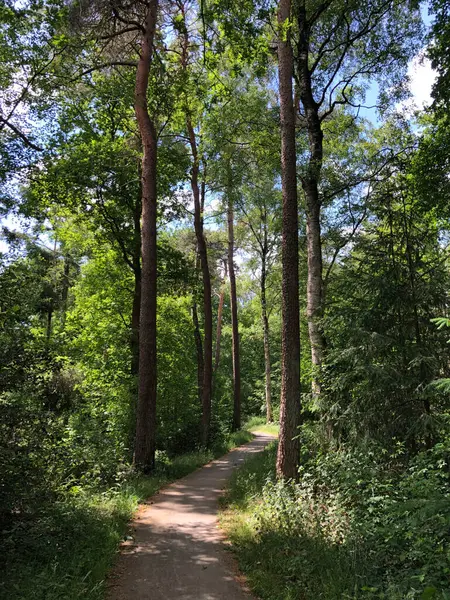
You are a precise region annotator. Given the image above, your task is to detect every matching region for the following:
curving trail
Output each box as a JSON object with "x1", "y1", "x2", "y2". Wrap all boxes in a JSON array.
[{"x1": 107, "y1": 433, "x2": 274, "y2": 600}]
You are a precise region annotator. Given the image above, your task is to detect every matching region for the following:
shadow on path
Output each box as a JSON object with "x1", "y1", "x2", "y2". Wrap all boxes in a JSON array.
[{"x1": 107, "y1": 433, "x2": 275, "y2": 600}]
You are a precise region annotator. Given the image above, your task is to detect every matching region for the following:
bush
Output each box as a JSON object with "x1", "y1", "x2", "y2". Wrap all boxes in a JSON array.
[
  {"x1": 1, "y1": 427, "x2": 251, "y2": 600},
  {"x1": 221, "y1": 437, "x2": 450, "y2": 600}
]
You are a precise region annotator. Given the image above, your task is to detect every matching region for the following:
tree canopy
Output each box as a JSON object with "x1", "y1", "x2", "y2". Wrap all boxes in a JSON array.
[{"x1": 1, "y1": 0, "x2": 449, "y2": 598}]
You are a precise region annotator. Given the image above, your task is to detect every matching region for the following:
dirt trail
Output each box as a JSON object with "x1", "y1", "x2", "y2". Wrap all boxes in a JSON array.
[{"x1": 107, "y1": 432, "x2": 274, "y2": 600}]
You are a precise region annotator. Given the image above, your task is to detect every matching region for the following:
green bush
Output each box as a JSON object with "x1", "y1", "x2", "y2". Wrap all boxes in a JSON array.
[
  {"x1": 221, "y1": 438, "x2": 450, "y2": 600},
  {"x1": 1, "y1": 428, "x2": 252, "y2": 600}
]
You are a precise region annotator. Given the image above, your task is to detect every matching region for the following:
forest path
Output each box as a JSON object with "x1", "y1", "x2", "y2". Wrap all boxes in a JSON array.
[{"x1": 107, "y1": 432, "x2": 275, "y2": 600}]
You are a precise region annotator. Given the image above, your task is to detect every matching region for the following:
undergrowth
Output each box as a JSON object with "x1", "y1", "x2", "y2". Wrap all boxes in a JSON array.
[
  {"x1": 1, "y1": 432, "x2": 253, "y2": 600},
  {"x1": 220, "y1": 439, "x2": 450, "y2": 600}
]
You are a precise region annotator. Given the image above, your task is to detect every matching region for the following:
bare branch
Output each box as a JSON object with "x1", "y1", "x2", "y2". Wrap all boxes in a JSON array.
[
  {"x1": 111, "y1": 6, "x2": 146, "y2": 32},
  {"x1": 70, "y1": 61, "x2": 137, "y2": 81},
  {"x1": 98, "y1": 26, "x2": 142, "y2": 40}
]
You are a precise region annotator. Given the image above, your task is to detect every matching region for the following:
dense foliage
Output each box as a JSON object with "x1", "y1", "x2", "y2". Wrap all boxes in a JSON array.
[
  {"x1": 0, "y1": 0, "x2": 449, "y2": 598},
  {"x1": 222, "y1": 433, "x2": 450, "y2": 599}
]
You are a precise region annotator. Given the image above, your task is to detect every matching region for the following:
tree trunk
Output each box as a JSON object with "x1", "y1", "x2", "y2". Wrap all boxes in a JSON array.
[
  {"x1": 186, "y1": 119, "x2": 213, "y2": 446},
  {"x1": 261, "y1": 254, "x2": 272, "y2": 423},
  {"x1": 179, "y1": 14, "x2": 213, "y2": 445},
  {"x1": 192, "y1": 297, "x2": 204, "y2": 405},
  {"x1": 305, "y1": 183, "x2": 325, "y2": 394},
  {"x1": 227, "y1": 175, "x2": 241, "y2": 432},
  {"x1": 296, "y1": 1, "x2": 326, "y2": 395},
  {"x1": 214, "y1": 260, "x2": 227, "y2": 375},
  {"x1": 131, "y1": 194, "x2": 142, "y2": 377},
  {"x1": 276, "y1": 0, "x2": 301, "y2": 480},
  {"x1": 134, "y1": 0, "x2": 159, "y2": 472}
]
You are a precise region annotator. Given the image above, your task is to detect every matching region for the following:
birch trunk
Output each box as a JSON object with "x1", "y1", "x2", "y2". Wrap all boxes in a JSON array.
[{"x1": 296, "y1": 0, "x2": 326, "y2": 395}]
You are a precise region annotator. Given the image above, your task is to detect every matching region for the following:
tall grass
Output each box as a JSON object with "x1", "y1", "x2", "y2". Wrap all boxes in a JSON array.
[
  {"x1": 220, "y1": 442, "x2": 373, "y2": 600},
  {"x1": 1, "y1": 433, "x2": 254, "y2": 600},
  {"x1": 244, "y1": 416, "x2": 279, "y2": 436},
  {"x1": 220, "y1": 441, "x2": 450, "y2": 600}
]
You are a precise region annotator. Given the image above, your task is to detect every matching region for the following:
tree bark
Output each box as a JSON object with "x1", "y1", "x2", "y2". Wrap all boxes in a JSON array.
[
  {"x1": 261, "y1": 252, "x2": 273, "y2": 423},
  {"x1": 305, "y1": 183, "x2": 325, "y2": 394},
  {"x1": 296, "y1": 1, "x2": 326, "y2": 395},
  {"x1": 276, "y1": 0, "x2": 301, "y2": 480},
  {"x1": 130, "y1": 192, "x2": 142, "y2": 377},
  {"x1": 192, "y1": 297, "x2": 204, "y2": 405},
  {"x1": 179, "y1": 12, "x2": 213, "y2": 445},
  {"x1": 214, "y1": 260, "x2": 227, "y2": 375},
  {"x1": 186, "y1": 120, "x2": 213, "y2": 445},
  {"x1": 134, "y1": 0, "x2": 159, "y2": 472},
  {"x1": 227, "y1": 170, "x2": 241, "y2": 432}
]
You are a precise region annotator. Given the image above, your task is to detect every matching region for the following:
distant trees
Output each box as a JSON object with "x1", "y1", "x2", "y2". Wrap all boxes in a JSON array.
[{"x1": 238, "y1": 176, "x2": 281, "y2": 424}]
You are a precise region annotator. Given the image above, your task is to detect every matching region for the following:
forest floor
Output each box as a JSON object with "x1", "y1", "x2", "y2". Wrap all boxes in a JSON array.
[{"x1": 106, "y1": 432, "x2": 275, "y2": 600}]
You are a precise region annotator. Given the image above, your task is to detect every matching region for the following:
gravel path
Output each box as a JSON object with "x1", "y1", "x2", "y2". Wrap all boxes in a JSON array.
[{"x1": 107, "y1": 432, "x2": 274, "y2": 600}]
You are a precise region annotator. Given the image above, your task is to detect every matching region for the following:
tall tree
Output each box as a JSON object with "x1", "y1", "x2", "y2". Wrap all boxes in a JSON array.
[
  {"x1": 176, "y1": 1, "x2": 214, "y2": 444},
  {"x1": 276, "y1": 0, "x2": 301, "y2": 480},
  {"x1": 295, "y1": 0, "x2": 325, "y2": 395},
  {"x1": 134, "y1": 0, "x2": 159, "y2": 472},
  {"x1": 292, "y1": 0, "x2": 423, "y2": 395},
  {"x1": 202, "y1": 71, "x2": 279, "y2": 428},
  {"x1": 238, "y1": 176, "x2": 281, "y2": 424},
  {"x1": 227, "y1": 159, "x2": 241, "y2": 431}
]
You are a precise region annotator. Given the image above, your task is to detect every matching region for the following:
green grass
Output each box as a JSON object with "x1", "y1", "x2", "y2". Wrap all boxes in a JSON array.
[
  {"x1": 227, "y1": 428, "x2": 254, "y2": 448},
  {"x1": 1, "y1": 432, "x2": 254, "y2": 600},
  {"x1": 219, "y1": 443, "x2": 373, "y2": 600},
  {"x1": 251, "y1": 422, "x2": 279, "y2": 435},
  {"x1": 221, "y1": 440, "x2": 450, "y2": 600},
  {"x1": 244, "y1": 416, "x2": 280, "y2": 436}
]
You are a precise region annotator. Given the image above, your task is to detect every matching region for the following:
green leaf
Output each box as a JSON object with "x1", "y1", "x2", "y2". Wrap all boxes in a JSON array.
[{"x1": 421, "y1": 586, "x2": 437, "y2": 600}]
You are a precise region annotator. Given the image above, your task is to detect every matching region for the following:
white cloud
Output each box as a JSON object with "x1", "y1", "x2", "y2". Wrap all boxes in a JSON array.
[
  {"x1": 204, "y1": 196, "x2": 221, "y2": 215},
  {"x1": 409, "y1": 54, "x2": 436, "y2": 109},
  {"x1": 398, "y1": 53, "x2": 437, "y2": 115}
]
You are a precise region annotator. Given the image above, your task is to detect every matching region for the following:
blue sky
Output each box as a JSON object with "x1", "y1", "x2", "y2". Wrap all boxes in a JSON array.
[{"x1": 358, "y1": 3, "x2": 435, "y2": 124}]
